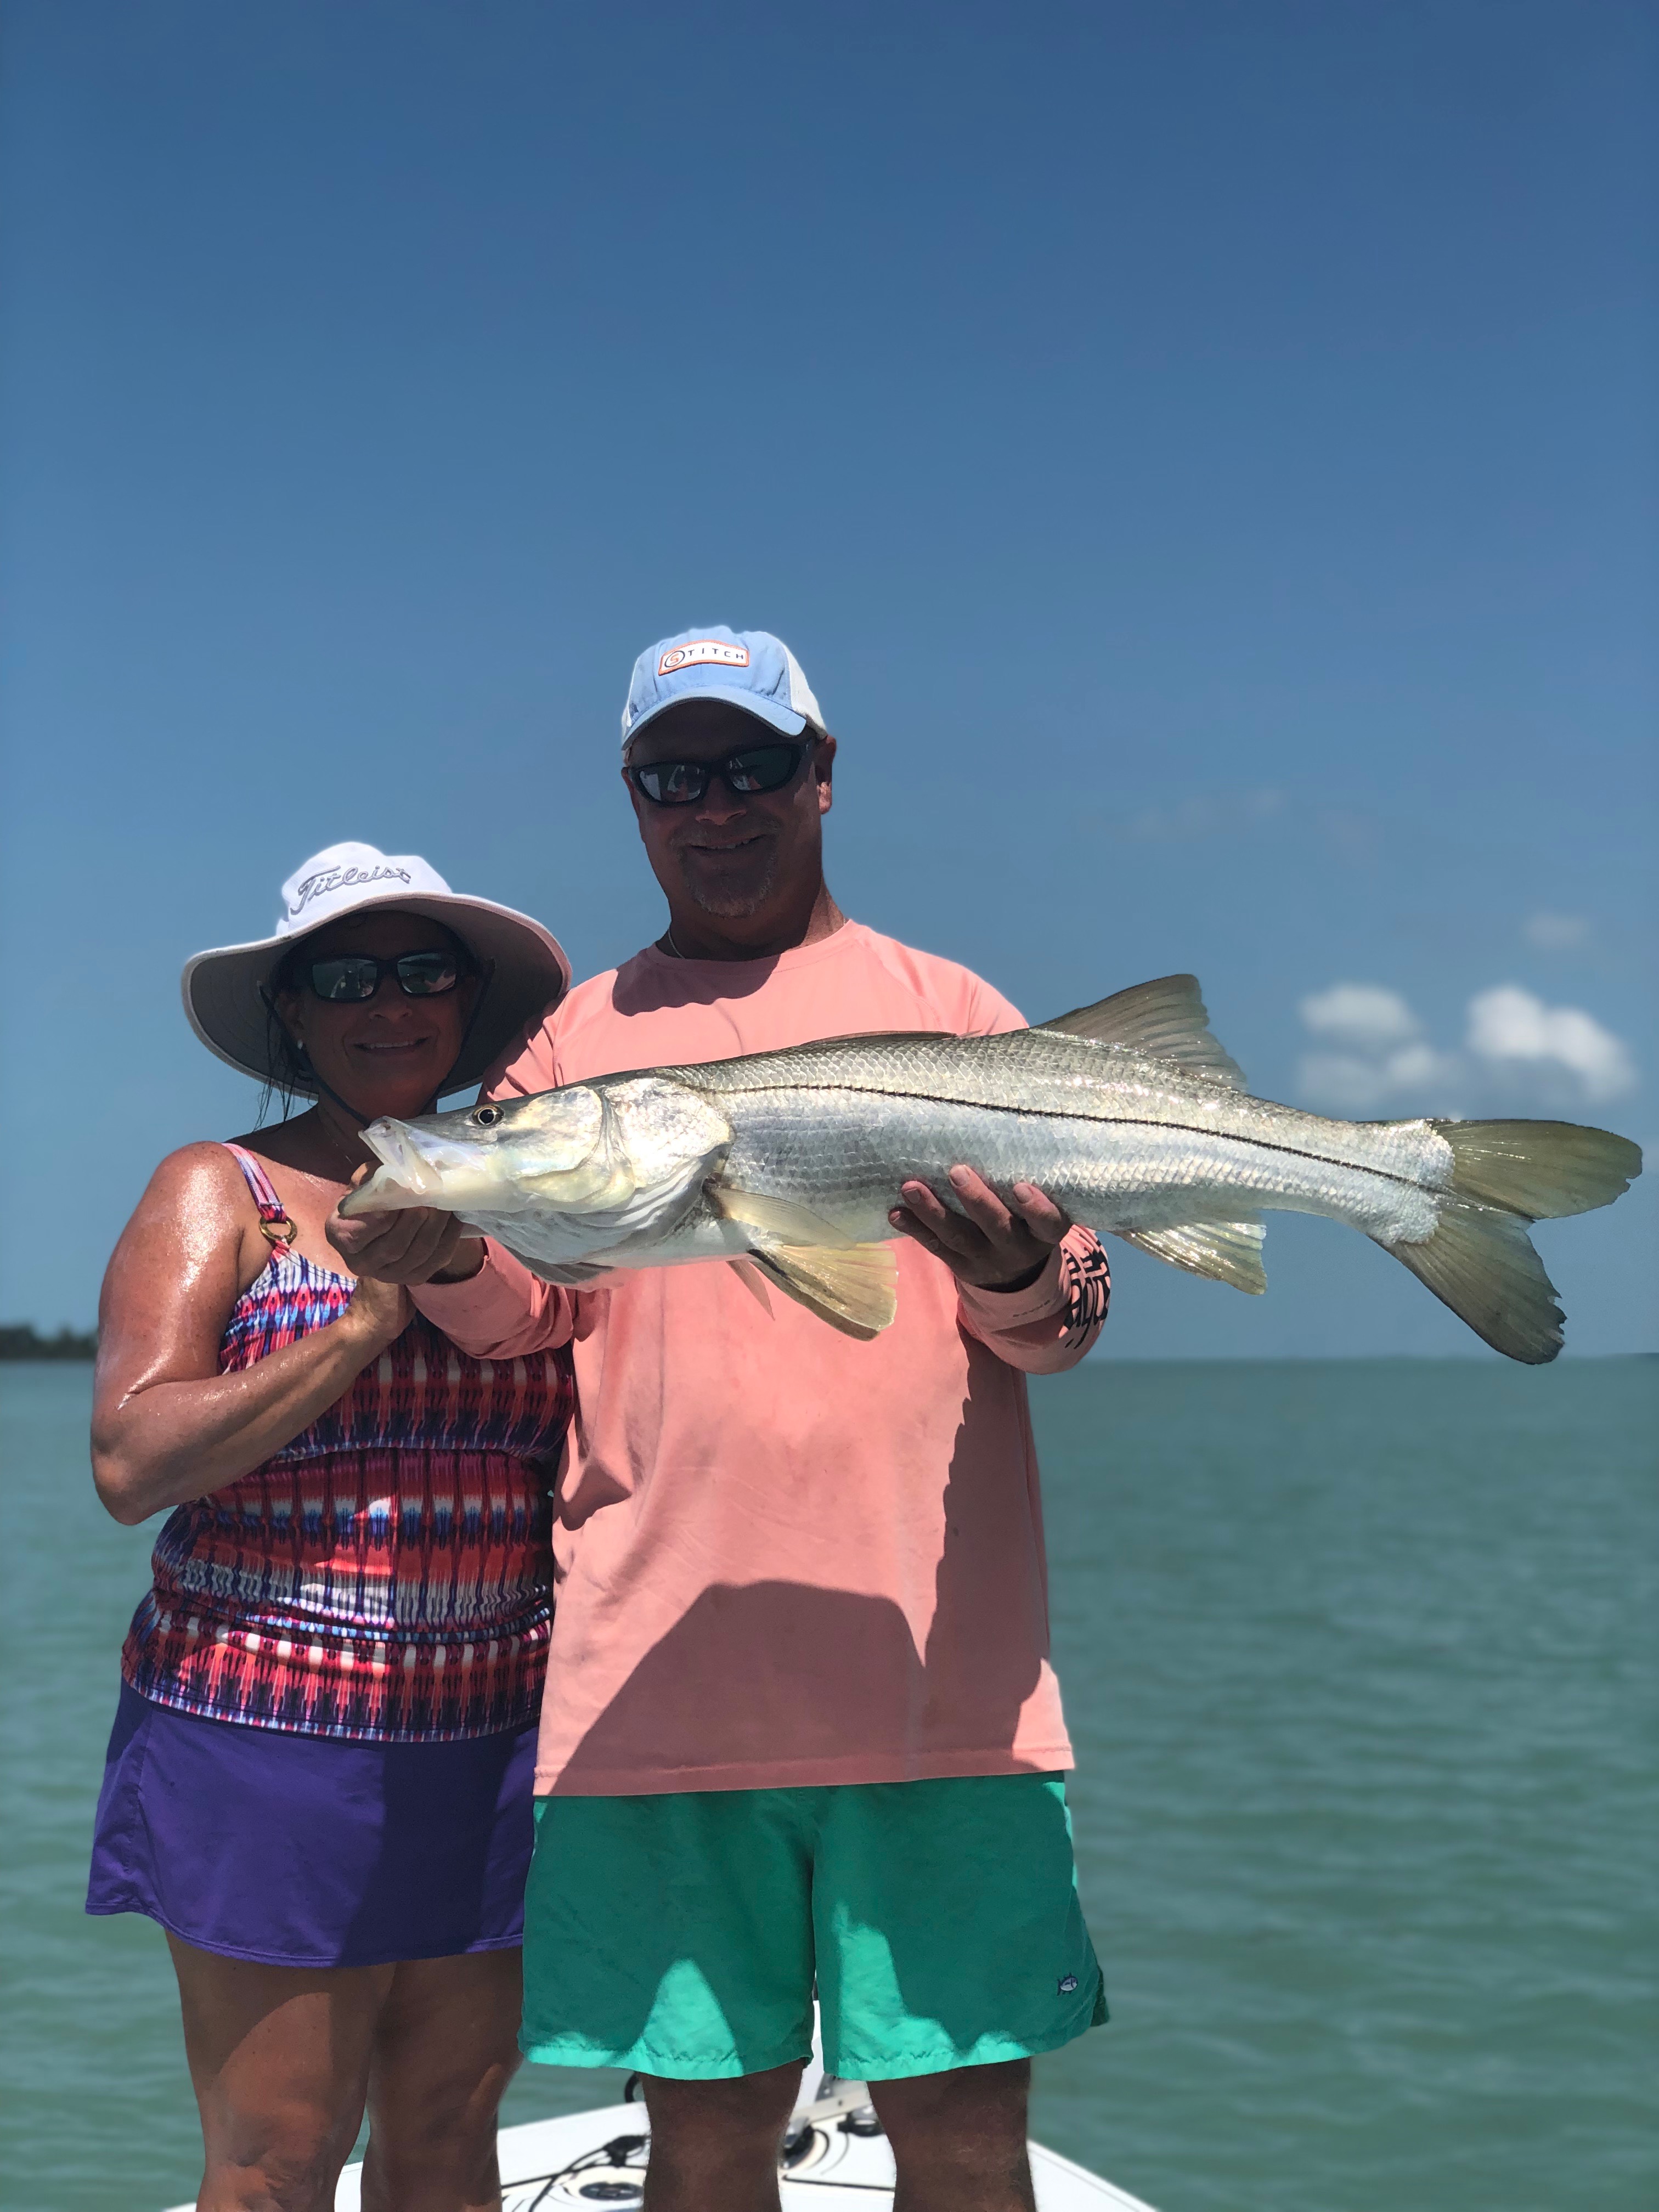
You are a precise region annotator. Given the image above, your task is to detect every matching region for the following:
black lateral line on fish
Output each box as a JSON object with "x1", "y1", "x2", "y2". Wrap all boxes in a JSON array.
[{"x1": 697, "y1": 1082, "x2": 1438, "y2": 1197}]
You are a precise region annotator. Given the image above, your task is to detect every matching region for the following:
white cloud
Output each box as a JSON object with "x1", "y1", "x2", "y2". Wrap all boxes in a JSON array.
[
  {"x1": 1523, "y1": 911, "x2": 1592, "y2": 952},
  {"x1": 1121, "y1": 788, "x2": 1284, "y2": 843},
  {"x1": 1297, "y1": 1040, "x2": 1462, "y2": 1113},
  {"x1": 1299, "y1": 983, "x2": 1420, "y2": 1053},
  {"x1": 1466, "y1": 985, "x2": 1637, "y2": 1104},
  {"x1": 1296, "y1": 981, "x2": 1639, "y2": 1114}
]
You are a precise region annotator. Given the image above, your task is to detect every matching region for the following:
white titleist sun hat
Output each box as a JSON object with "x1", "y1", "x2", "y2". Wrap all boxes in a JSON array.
[
  {"x1": 182, "y1": 841, "x2": 571, "y2": 1096},
  {"x1": 620, "y1": 624, "x2": 824, "y2": 751}
]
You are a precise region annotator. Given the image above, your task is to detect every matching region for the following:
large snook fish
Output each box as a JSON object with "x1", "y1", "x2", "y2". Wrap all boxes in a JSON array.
[{"x1": 338, "y1": 975, "x2": 1641, "y2": 1362}]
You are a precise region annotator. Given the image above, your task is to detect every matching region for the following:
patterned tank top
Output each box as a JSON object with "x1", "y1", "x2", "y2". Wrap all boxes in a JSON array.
[{"x1": 121, "y1": 1145, "x2": 573, "y2": 1742}]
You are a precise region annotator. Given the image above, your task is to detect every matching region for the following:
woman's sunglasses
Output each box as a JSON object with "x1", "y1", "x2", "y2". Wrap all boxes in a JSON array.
[
  {"x1": 628, "y1": 739, "x2": 810, "y2": 808},
  {"x1": 303, "y1": 950, "x2": 465, "y2": 1003}
]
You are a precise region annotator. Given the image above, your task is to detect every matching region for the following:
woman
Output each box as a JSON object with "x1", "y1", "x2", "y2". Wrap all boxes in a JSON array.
[{"x1": 88, "y1": 842, "x2": 573, "y2": 2212}]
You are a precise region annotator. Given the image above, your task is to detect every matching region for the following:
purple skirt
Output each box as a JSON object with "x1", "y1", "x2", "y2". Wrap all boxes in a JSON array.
[{"x1": 87, "y1": 1680, "x2": 539, "y2": 1969}]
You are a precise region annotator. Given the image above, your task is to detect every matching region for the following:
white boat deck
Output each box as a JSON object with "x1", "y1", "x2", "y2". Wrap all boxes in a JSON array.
[{"x1": 163, "y1": 2083, "x2": 1154, "y2": 2210}]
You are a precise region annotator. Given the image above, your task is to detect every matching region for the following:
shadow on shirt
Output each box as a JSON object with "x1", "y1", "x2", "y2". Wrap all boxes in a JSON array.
[{"x1": 556, "y1": 1566, "x2": 1049, "y2": 1795}]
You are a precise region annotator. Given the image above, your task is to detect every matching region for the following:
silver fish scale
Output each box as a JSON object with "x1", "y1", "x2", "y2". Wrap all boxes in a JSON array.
[
  {"x1": 348, "y1": 989, "x2": 1639, "y2": 1356},
  {"x1": 663, "y1": 1030, "x2": 1416, "y2": 1161},
  {"x1": 644, "y1": 1030, "x2": 1455, "y2": 1248}
]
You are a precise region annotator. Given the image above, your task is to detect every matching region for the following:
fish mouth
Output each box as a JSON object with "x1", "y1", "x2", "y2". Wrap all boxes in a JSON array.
[{"x1": 359, "y1": 1118, "x2": 447, "y2": 1199}]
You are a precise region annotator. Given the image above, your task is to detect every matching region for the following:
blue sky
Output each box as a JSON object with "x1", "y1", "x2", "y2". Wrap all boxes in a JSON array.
[{"x1": 2, "y1": 0, "x2": 1654, "y2": 1355}]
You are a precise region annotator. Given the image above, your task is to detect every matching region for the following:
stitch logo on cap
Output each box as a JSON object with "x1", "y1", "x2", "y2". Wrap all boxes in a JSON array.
[
  {"x1": 287, "y1": 862, "x2": 413, "y2": 918},
  {"x1": 659, "y1": 639, "x2": 751, "y2": 677}
]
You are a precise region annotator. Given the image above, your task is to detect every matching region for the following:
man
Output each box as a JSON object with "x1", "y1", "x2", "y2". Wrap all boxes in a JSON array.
[{"x1": 334, "y1": 627, "x2": 1110, "y2": 2212}]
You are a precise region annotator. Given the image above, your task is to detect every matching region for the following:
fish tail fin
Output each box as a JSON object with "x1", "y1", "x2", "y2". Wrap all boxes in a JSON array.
[
  {"x1": 1381, "y1": 1205, "x2": 1566, "y2": 1364},
  {"x1": 1380, "y1": 1121, "x2": 1640, "y2": 1363},
  {"x1": 1430, "y1": 1119, "x2": 1642, "y2": 1219}
]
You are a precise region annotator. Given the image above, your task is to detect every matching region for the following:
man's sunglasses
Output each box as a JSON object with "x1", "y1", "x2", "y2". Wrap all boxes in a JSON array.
[
  {"x1": 628, "y1": 739, "x2": 810, "y2": 808},
  {"x1": 303, "y1": 950, "x2": 466, "y2": 1003}
]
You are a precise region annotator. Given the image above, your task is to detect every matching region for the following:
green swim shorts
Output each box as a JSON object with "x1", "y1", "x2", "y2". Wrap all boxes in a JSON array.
[{"x1": 519, "y1": 1772, "x2": 1107, "y2": 2081}]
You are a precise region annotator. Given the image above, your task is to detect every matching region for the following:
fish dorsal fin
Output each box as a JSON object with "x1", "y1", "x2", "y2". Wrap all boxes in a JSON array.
[
  {"x1": 1116, "y1": 1218, "x2": 1266, "y2": 1293},
  {"x1": 748, "y1": 1243, "x2": 898, "y2": 1339},
  {"x1": 1037, "y1": 975, "x2": 1247, "y2": 1089}
]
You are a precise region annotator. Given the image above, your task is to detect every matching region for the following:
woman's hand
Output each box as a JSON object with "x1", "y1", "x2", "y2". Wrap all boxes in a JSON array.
[
  {"x1": 338, "y1": 1271, "x2": 413, "y2": 1356},
  {"x1": 326, "y1": 1175, "x2": 484, "y2": 1286},
  {"x1": 326, "y1": 1203, "x2": 484, "y2": 1286},
  {"x1": 889, "y1": 1167, "x2": 1072, "y2": 1292}
]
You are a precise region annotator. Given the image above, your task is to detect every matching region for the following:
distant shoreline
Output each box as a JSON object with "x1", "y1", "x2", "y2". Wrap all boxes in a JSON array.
[
  {"x1": 0, "y1": 1326, "x2": 1649, "y2": 1367},
  {"x1": 1, "y1": 1325, "x2": 97, "y2": 1362}
]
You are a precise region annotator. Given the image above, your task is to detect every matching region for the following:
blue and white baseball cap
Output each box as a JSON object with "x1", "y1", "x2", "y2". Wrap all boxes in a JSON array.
[{"x1": 620, "y1": 624, "x2": 825, "y2": 752}]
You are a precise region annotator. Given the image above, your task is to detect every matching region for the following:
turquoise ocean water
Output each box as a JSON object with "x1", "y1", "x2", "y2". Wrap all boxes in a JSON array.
[{"x1": 1, "y1": 1358, "x2": 1654, "y2": 2212}]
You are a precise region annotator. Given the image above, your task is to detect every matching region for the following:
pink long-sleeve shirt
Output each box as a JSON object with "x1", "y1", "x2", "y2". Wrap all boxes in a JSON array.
[{"x1": 414, "y1": 922, "x2": 1107, "y2": 1795}]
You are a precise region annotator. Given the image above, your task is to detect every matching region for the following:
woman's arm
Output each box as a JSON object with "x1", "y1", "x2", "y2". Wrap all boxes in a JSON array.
[{"x1": 91, "y1": 1145, "x2": 410, "y2": 1527}]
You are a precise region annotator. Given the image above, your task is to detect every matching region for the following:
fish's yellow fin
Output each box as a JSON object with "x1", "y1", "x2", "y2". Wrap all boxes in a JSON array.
[
  {"x1": 709, "y1": 1181, "x2": 894, "y2": 1338},
  {"x1": 1038, "y1": 975, "x2": 1247, "y2": 1090},
  {"x1": 709, "y1": 1184, "x2": 857, "y2": 1249},
  {"x1": 1115, "y1": 1218, "x2": 1266, "y2": 1293},
  {"x1": 748, "y1": 1243, "x2": 899, "y2": 1340}
]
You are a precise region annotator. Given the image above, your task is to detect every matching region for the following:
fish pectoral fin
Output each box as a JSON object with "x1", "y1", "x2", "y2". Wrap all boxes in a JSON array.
[
  {"x1": 727, "y1": 1256, "x2": 775, "y2": 1316},
  {"x1": 748, "y1": 1243, "x2": 899, "y2": 1340},
  {"x1": 1036, "y1": 975, "x2": 1248, "y2": 1090},
  {"x1": 1116, "y1": 1217, "x2": 1267, "y2": 1293},
  {"x1": 708, "y1": 1183, "x2": 858, "y2": 1250},
  {"x1": 708, "y1": 1185, "x2": 893, "y2": 1336}
]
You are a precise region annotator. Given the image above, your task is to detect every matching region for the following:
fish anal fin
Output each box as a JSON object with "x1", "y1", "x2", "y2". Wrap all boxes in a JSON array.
[
  {"x1": 1038, "y1": 975, "x2": 1247, "y2": 1090},
  {"x1": 749, "y1": 1243, "x2": 898, "y2": 1340},
  {"x1": 1116, "y1": 1218, "x2": 1267, "y2": 1293},
  {"x1": 708, "y1": 1183, "x2": 856, "y2": 1250}
]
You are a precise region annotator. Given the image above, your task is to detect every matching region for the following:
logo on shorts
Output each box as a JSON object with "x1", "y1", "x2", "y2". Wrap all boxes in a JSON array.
[
  {"x1": 659, "y1": 639, "x2": 751, "y2": 677},
  {"x1": 1057, "y1": 1973, "x2": 1079, "y2": 1995}
]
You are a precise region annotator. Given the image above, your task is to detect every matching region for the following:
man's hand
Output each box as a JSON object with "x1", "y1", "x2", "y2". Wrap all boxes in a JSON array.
[
  {"x1": 889, "y1": 1167, "x2": 1071, "y2": 1293},
  {"x1": 327, "y1": 1176, "x2": 485, "y2": 1288}
]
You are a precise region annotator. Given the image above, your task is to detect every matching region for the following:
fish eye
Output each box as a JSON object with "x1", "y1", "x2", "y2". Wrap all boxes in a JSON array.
[{"x1": 472, "y1": 1105, "x2": 503, "y2": 1127}]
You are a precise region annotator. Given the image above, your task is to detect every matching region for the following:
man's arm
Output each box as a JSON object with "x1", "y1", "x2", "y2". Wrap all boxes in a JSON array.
[
  {"x1": 893, "y1": 1169, "x2": 1109, "y2": 1374},
  {"x1": 954, "y1": 1226, "x2": 1110, "y2": 1374},
  {"x1": 410, "y1": 1239, "x2": 575, "y2": 1359}
]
